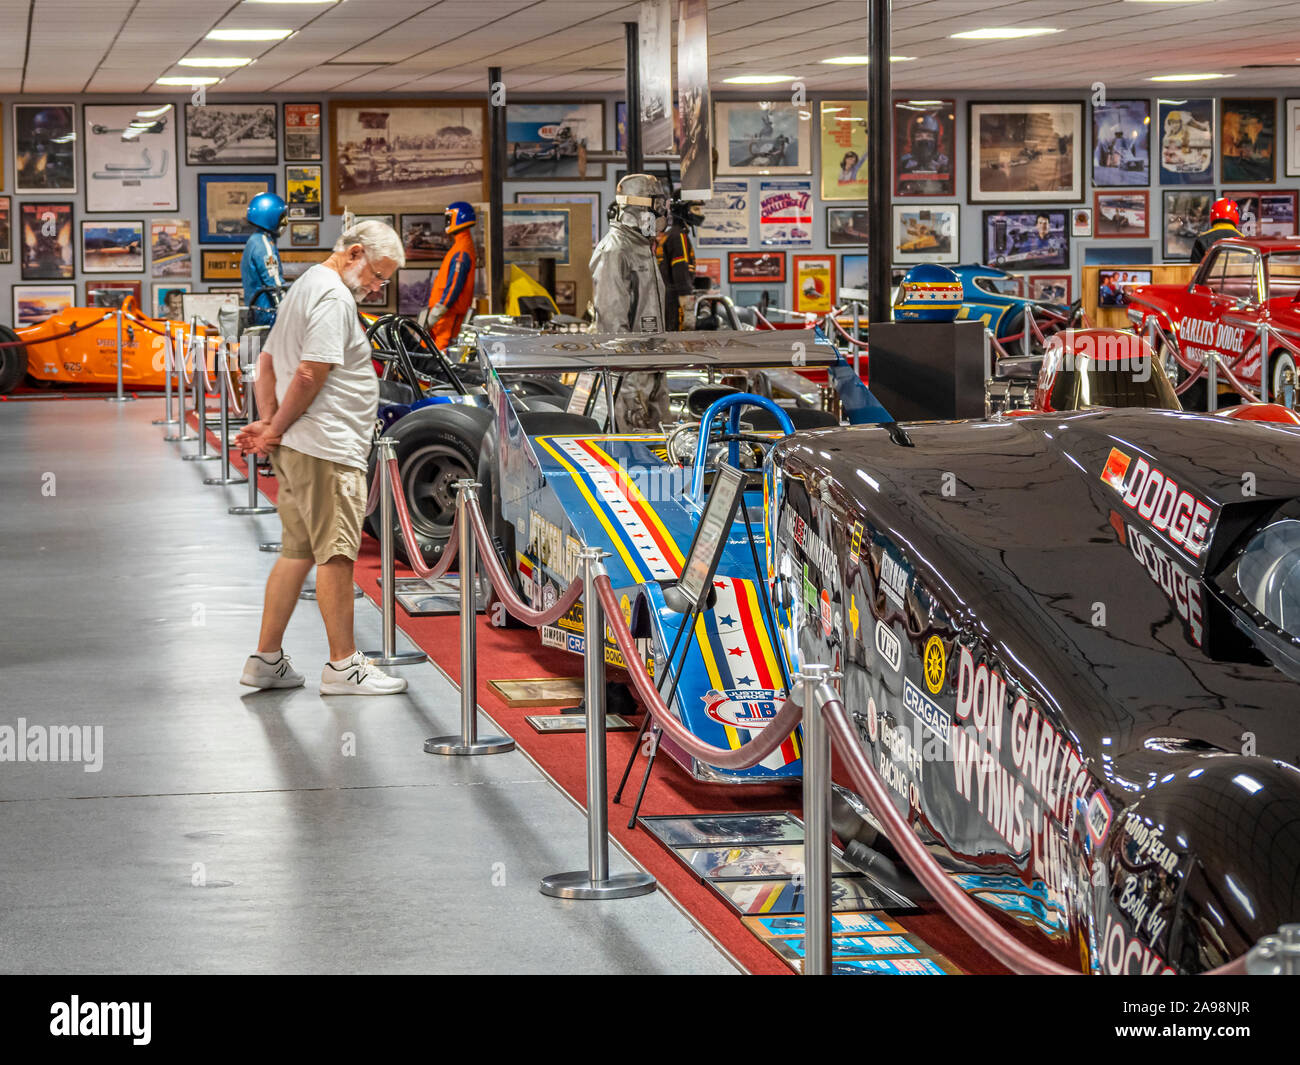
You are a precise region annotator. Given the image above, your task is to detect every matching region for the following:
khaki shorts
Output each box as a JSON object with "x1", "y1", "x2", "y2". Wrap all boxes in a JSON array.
[{"x1": 270, "y1": 446, "x2": 366, "y2": 564}]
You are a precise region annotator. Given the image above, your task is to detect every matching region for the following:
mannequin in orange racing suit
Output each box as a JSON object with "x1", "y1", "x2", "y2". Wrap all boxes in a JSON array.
[{"x1": 421, "y1": 201, "x2": 477, "y2": 348}]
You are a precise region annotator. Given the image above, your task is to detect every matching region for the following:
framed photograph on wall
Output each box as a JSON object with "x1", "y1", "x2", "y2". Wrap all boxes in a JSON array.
[
  {"x1": 716, "y1": 100, "x2": 812, "y2": 177},
  {"x1": 13, "y1": 283, "x2": 76, "y2": 328},
  {"x1": 840, "y1": 253, "x2": 869, "y2": 293},
  {"x1": 81, "y1": 219, "x2": 144, "y2": 273},
  {"x1": 1158, "y1": 98, "x2": 1214, "y2": 185},
  {"x1": 286, "y1": 164, "x2": 322, "y2": 220},
  {"x1": 505, "y1": 101, "x2": 605, "y2": 181},
  {"x1": 20, "y1": 201, "x2": 74, "y2": 280},
  {"x1": 0, "y1": 197, "x2": 10, "y2": 264},
  {"x1": 14, "y1": 103, "x2": 76, "y2": 193},
  {"x1": 83, "y1": 104, "x2": 178, "y2": 212},
  {"x1": 184, "y1": 103, "x2": 276, "y2": 166},
  {"x1": 820, "y1": 100, "x2": 869, "y2": 200},
  {"x1": 894, "y1": 99, "x2": 956, "y2": 197},
  {"x1": 331, "y1": 99, "x2": 486, "y2": 213},
  {"x1": 199, "y1": 248, "x2": 242, "y2": 283},
  {"x1": 1094, "y1": 191, "x2": 1149, "y2": 239},
  {"x1": 1091, "y1": 99, "x2": 1150, "y2": 187},
  {"x1": 398, "y1": 268, "x2": 435, "y2": 316},
  {"x1": 1098, "y1": 269, "x2": 1152, "y2": 308},
  {"x1": 515, "y1": 192, "x2": 602, "y2": 245},
  {"x1": 153, "y1": 282, "x2": 191, "y2": 321},
  {"x1": 982, "y1": 209, "x2": 1069, "y2": 270},
  {"x1": 826, "y1": 206, "x2": 869, "y2": 248},
  {"x1": 1027, "y1": 274, "x2": 1071, "y2": 304},
  {"x1": 400, "y1": 212, "x2": 448, "y2": 262},
  {"x1": 967, "y1": 101, "x2": 1083, "y2": 203},
  {"x1": 892, "y1": 204, "x2": 958, "y2": 264},
  {"x1": 280, "y1": 249, "x2": 330, "y2": 281},
  {"x1": 1288, "y1": 99, "x2": 1300, "y2": 178},
  {"x1": 728, "y1": 250, "x2": 785, "y2": 283},
  {"x1": 1163, "y1": 190, "x2": 1214, "y2": 259},
  {"x1": 1221, "y1": 98, "x2": 1275, "y2": 183},
  {"x1": 150, "y1": 218, "x2": 191, "y2": 278},
  {"x1": 792, "y1": 255, "x2": 835, "y2": 315},
  {"x1": 352, "y1": 213, "x2": 395, "y2": 229},
  {"x1": 197, "y1": 173, "x2": 275, "y2": 244},
  {"x1": 1223, "y1": 189, "x2": 1299, "y2": 237},
  {"x1": 1071, "y1": 207, "x2": 1093, "y2": 238},
  {"x1": 283, "y1": 102, "x2": 322, "y2": 162},
  {"x1": 84, "y1": 280, "x2": 142, "y2": 309},
  {"x1": 695, "y1": 257, "x2": 722, "y2": 290},
  {"x1": 501, "y1": 206, "x2": 570, "y2": 265},
  {"x1": 290, "y1": 222, "x2": 319, "y2": 247}
]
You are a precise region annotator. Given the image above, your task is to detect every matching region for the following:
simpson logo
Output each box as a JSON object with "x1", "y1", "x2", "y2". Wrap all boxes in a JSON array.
[
  {"x1": 1099, "y1": 447, "x2": 1213, "y2": 560},
  {"x1": 903, "y1": 678, "x2": 951, "y2": 744},
  {"x1": 874, "y1": 621, "x2": 902, "y2": 673},
  {"x1": 703, "y1": 688, "x2": 783, "y2": 729},
  {"x1": 880, "y1": 552, "x2": 908, "y2": 607},
  {"x1": 1087, "y1": 791, "x2": 1113, "y2": 849}
]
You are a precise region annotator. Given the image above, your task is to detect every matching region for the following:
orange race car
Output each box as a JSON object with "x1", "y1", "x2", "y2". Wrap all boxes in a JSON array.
[{"x1": 0, "y1": 297, "x2": 205, "y2": 395}]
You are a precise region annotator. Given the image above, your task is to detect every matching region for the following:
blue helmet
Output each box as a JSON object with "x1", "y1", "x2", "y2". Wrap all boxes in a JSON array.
[
  {"x1": 445, "y1": 201, "x2": 476, "y2": 234},
  {"x1": 246, "y1": 192, "x2": 287, "y2": 235}
]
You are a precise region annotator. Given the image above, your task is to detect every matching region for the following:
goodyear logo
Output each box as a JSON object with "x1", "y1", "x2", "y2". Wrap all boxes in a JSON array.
[{"x1": 903, "y1": 678, "x2": 951, "y2": 744}]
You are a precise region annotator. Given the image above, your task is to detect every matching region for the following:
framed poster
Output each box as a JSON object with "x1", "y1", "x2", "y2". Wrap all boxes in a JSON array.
[
  {"x1": 1094, "y1": 191, "x2": 1149, "y2": 239},
  {"x1": 840, "y1": 253, "x2": 869, "y2": 293},
  {"x1": 693, "y1": 181, "x2": 748, "y2": 247},
  {"x1": 1098, "y1": 269, "x2": 1152, "y2": 308},
  {"x1": 1288, "y1": 99, "x2": 1300, "y2": 178},
  {"x1": 20, "y1": 202, "x2": 74, "y2": 280},
  {"x1": 0, "y1": 197, "x2": 10, "y2": 264},
  {"x1": 515, "y1": 192, "x2": 601, "y2": 246},
  {"x1": 638, "y1": 0, "x2": 674, "y2": 155},
  {"x1": 728, "y1": 250, "x2": 784, "y2": 283},
  {"x1": 83, "y1": 104, "x2": 177, "y2": 212},
  {"x1": 1223, "y1": 189, "x2": 1299, "y2": 238},
  {"x1": 820, "y1": 100, "x2": 868, "y2": 200},
  {"x1": 501, "y1": 206, "x2": 570, "y2": 265},
  {"x1": 695, "y1": 257, "x2": 722, "y2": 290},
  {"x1": 289, "y1": 222, "x2": 319, "y2": 247},
  {"x1": 1221, "y1": 98, "x2": 1275, "y2": 183},
  {"x1": 14, "y1": 103, "x2": 76, "y2": 193},
  {"x1": 677, "y1": 0, "x2": 712, "y2": 198},
  {"x1": 1091, "y1": 99, "x2": 1150, "y2": 187},
  {"x1": 81, "y1": 219, "x2": 144, "y2": 273},
  {"x1": 197, "y1": 173, "x2": 275, "y2": 244},
  {"x1": 331, "y1": 99, "x2": 486, "y2": 213},
  {"x1": 184, "y1": 103, "x2": 276, "y2": 166},
  {"x1": 982, "y1": 209, "x2": 1069, "y2": 270},
  {"x1": 758, "y1": 180, "x2": 811, "y2": 246},
  {"x1": 893, "y1": 204, "x2": 959, "y2": 264},
  {"x1": 967, "y1": 101, "x2": 1083, "y2": 203},
  {"x1": 400, "y1": 212, "x2": 449, "y2": 262},
  {"x1": 150, "y1": 218, "x2": 191, "y2": 278},
  {"x1": 199, "y1": 249, "x2": 242, "y2": 283},
  {"x1": 84, "y1": 280, "x2": 142, "y2": 309},
  {"x1": 793, "y1": 255, "x2": 835, "y2": 315},
  {"x1": 286, "y1": 164, "x2": 322, "y2": 220},
  {"x1": 398, "y1": 268, "x2": 435, "y2": 316},
  {"x1": 1163, "y1": 190, "x2": 1214, "y2": 259},
  {"x1": 1071, "y1": 207, "x2": 1093, "y2": 238},
  {"x1": 13, "y1": 283, "x2": 75, "y2": 328},
  {"x1": 826, "y1": 206, "x2": 869, "y2": 248},
  {"x1": 505, "y1": 101, "x2": 605, "y2": 181},
  {"x1": 1158, "y1": 98, "x2": 1214, "y2": 185},
  {"x1": 1027, "y1": 274, "x2": 1071, "y2": 304},
  {"x1": 153, "y1": 282, "x2": 191, "y2": 321},
  {"x1": 716, "y1": 101, "x2": 811, "y2": 177},
  {"x1": 283, "y1": 102, "x2": 322, "y2": 162},
  {"x1": 280, "y1": 249, "x2": 330, "y2": 281},
  {"x1": 894, "y1": 99, "x2": 956, "y2": 197}
]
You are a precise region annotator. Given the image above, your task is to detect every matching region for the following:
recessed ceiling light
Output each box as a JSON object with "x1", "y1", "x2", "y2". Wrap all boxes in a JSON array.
[
  {"x1": 178, "y1": 57, "x2": 253, "y2": 67},
  {"x1": 820, "y1": 55, "x2": 916, "y2": 64},
  {"x1": 156, "y1": 76, "x2": 222, "y2": 85},
  {"x1": 951, "y1": 27, "x2": 1060, "y2": 39},
  {"x1": 722, "y1": 74, "x2": 797, "y2": 84},
  {"x1": 206, "y1": 28, "x2": 294, "y2": 41},
  {"x1": 1148, "y1": 72, "x2": 1233, "y2": 81}
]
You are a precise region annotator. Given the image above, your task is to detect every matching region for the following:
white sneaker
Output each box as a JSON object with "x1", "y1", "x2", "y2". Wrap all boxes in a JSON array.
[
  {"x1": 319, "y1": 653, "x2": 409, "y2": 696},
  {"x1": 240, "y1": 650, "x2": 305, "y2": 689}
]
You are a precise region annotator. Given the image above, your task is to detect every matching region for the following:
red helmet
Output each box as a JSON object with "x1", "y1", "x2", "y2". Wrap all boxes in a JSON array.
[{"x1": 1210, "y1": 197, "x2": 1240, "y2": 227}]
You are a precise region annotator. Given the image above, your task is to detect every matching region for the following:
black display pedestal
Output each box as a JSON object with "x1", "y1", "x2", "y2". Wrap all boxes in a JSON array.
[{"x1": 868, "y1": 320, "x2": 987, "y2": 421}]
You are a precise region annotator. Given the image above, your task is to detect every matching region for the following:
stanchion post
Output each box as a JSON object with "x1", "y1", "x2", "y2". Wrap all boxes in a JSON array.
[
  {"x1": 228, "y1": 360, "x2": 276, "y2": 517},
  {"x1": 153, "y1": 328, "x2": 177, "y2": 426},
  {"x1": 105, "y1": 309, "x2": 135, "y2": 403},
  {"x1": 425, "y1": 480, "x2": 514, "y2": 756},
  {"x1": 174, "y1": 326, "x2": 192, "y2": 442},
  {"x1": 540, "y1": 550, "x2": 656, "y2": 901},
  {"x1": 363, "y1": 438, "x2": 427, "y2": 666},
  {"x1": 1259, "y1": 321, "x2": 1271, "y2": 405},
  {"x1": 797, "y1": 664, "x2": 834, "y2": 976},
  {"x1": 203, "y1": 341, "x2": 247, "y2": 486},
  {"x1": 1207, "y1": 348, "x2": 1219, "y2": 413},
  {"x1": 184, "y1": 335, "x2": 220, "y2": 461}
]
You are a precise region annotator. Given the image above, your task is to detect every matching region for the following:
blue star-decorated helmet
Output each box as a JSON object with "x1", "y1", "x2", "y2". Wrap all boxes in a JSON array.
[{"x1": 893, "y1": 262, "x2": 964, "y2": 323}]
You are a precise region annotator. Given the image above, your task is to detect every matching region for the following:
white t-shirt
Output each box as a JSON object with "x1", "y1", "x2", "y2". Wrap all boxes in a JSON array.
[{"x1": 265, "y1": 263, "x2": 377, "y2": 470}]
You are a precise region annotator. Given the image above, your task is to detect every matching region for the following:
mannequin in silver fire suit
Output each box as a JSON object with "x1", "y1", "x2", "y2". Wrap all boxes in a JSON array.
[{"x1": 590, "y1": 173, "x2": 669, "y2": 429}]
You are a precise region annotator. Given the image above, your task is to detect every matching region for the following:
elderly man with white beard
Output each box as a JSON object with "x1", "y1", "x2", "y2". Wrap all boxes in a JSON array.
[{"x1": 234, "y1": 220, "x2": 409, "y2": 696}]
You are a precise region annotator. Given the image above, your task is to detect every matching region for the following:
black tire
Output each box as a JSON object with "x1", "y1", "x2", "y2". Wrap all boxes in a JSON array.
[
  {"x1": 365, "y1": 404, "x2": 493, "y2": 567},
  {"x1": 0, "y1": 326, "x2": 28, "y2": 395}
]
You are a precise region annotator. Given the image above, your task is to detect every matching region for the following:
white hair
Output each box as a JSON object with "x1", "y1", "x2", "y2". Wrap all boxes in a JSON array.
[{"x1": 333, "y1": 219, "x2": 405, "y2": 268}]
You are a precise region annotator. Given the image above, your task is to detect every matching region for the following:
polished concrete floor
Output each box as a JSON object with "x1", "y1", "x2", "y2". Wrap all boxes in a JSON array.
[{"x1": 0, "y1": 398, "x2": 736, "y2": 974}]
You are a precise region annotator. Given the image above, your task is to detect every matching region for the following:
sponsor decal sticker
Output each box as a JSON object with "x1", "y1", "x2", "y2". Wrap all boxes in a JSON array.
[
  {"x1": 820, "y1": 589, "x2": 833, "y2": 636},
  {"x1": 903, "y1": 678, "x2": 952, "y2": 744},
  {"x1": 1099, "y1": 447, "x2": 1213, "y2": 561},
  {"x1": 848, "y1": 521, "x2": 864, "y2": 566},
  {"x1": 703, "y1": 688, "x2": 783, "y2": 729},
  {"x1": 880, "y1": 552, "x2": 908, "y2": 607},
  {"x1": 923, "y1": 635, "x2": 946, "y2": 694},
  {"x1": 849, "y1": 593, "x2": 860, "y2": 638},
  {"x1": 875, "y1": 621, "x2": 902, "y2": 673},
  {"x1": 865, "y1": 695, "x2": 878, "y2": 742},
  {"x1": 1087, "y1": 790, "x2": 1113, "y2": 848}
]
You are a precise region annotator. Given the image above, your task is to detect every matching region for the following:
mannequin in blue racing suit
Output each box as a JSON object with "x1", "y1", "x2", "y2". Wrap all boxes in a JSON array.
[{"x1": 241, "y1": 192, "x2": 288, "y2": 326}]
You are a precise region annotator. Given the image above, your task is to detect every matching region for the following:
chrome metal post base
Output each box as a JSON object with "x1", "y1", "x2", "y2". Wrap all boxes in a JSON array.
[
  {"x1": 229, "y1": 504, "x2": 276, "y2": 515},
  {"x1": 182, "y1": 452, "x2": 220, "y2": 462},
  {"x1": 258, "y1": 542, "x2": 281, "y2": 553},
  {"x1": 299, "y1": 587, "x2": 365, "y2": 600},
  {"x1": 163, "y1": 430, "x2": 182, "y2": 442},
  {"x1": 424, "y1": 734, "x2": 515, "y2": 756},
  {"x1": 203, "y1": 475, "x2": 248, "y2": 486},
  {"x1": 152, "y1": 417, "x2": 179, "y2": 426},
  {"x1": 361, "y1": 649, "x2": 428, "y2": 666},
  {"x1": 539, "y1": 870, "x2": 656, "y2": 900},
  {"x1": 105, "y1": 395, "x2": 136, "y2": 403}
]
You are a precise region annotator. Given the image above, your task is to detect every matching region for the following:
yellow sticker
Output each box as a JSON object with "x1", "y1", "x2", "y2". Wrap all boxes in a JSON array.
[
  {"x1": 923, "y1": 635, "x2": 946, "y2": 694},
  {"x1": 849, "y1": 594, "x2": 860, "y2": 638}
]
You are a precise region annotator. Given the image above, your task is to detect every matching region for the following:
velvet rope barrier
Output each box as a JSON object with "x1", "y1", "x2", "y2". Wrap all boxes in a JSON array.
[
  {"x1": 383, "y1": 454, "x2": 460, "y2": 583},
  {"x1": 593, "y1": 573, "x2": 804, "y2": 770},
  {"x1": 0, "y1": 310, "x2": 117, "y2": 347}
]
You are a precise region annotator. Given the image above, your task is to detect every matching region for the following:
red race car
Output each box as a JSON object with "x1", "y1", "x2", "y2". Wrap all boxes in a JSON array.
[{"x1": 1125, "y1": 236, "x2": 1300, "y2": 407}]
